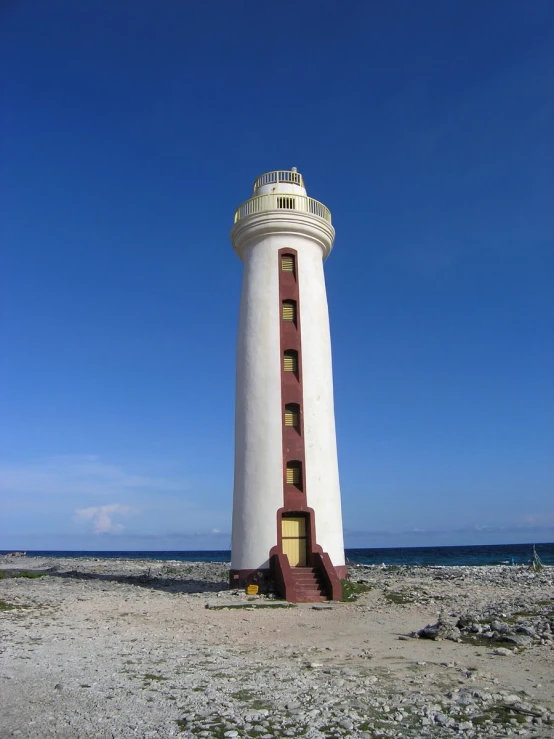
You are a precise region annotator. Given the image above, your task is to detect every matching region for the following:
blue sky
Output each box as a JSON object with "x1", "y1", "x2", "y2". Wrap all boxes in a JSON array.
[{"x1": 2, "y1": 1, "x2": 553, "y2": 551}]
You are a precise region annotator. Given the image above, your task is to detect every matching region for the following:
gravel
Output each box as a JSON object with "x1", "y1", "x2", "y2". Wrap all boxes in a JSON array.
[{"x1": 1, "y1": 555, "x2": 553, "y2": 738}]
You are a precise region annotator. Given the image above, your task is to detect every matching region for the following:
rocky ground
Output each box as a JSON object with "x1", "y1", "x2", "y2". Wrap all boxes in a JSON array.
[{"x1": 0, "y1": 556, "x2": 553, "y2": 739}]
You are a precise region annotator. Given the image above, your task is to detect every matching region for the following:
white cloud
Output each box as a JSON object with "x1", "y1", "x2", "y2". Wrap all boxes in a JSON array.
[
  {"x1": 0, "y1": 454, "x2": 199, "y2": 535},
  {"x1": 524, "y1": 512, "x2": 554, "y2": 526},
  {"x1": 0, "y1": 455, "x2": 186, "y2": 502},
  {"x1": 74, "y1": 504, "x2": 137, "y2": 534}
]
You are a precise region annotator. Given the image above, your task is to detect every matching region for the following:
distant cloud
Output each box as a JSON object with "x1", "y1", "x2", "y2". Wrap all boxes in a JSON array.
[
  {"x1": 74, "y1": 504, "x2": 137, "y2": 534},
  {"x1": 0, "y1": 454, "x2": 227, "y2": 542},
  {"x1": 0, "y1": 454, "x2": 186, "y2": 503},
  {"x1": 524, "y1": 512, "x2": 554, "y2": 526}
]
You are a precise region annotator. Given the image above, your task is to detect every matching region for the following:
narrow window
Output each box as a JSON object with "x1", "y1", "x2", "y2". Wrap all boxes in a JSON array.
[
  {"x1": 286, "y1": 461, "x2": 302, "y2": 486},
  {"x1": 282, "y1": 300, "x2": 296, "y2": 323},
  {"x1": 281, "y1": 254, "x2": 295, "y2": 273},
  {"x1": 283, "y1": 350, "x2": 298, "y2": 374},
  {"x1": 277, "y1": 196, "x2": 295, "y2": 210},
  {"x1": 284, "y1": 403, "x2": 300, "y2": 429}
]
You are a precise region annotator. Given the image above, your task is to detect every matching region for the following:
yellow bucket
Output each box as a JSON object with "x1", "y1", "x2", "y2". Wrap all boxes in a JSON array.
[{"x1": 246, "y1": 584, "x2": 259, "y2": 595}]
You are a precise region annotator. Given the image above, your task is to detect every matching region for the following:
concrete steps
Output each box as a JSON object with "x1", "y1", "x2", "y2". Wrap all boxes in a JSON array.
[{"x1": 290, "y1": 567, "x2": 329, "y2": 602}]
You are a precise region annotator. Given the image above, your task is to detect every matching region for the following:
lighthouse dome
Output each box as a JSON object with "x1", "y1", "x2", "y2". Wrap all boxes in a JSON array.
[{"x1": 253, "y1": 169, "x2": 307, "y2": 196}]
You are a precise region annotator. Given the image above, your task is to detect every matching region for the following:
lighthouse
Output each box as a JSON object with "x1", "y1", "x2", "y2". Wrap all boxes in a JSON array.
[{"x1": 230, "y1": 169, "x2": 345, "y2": 602}]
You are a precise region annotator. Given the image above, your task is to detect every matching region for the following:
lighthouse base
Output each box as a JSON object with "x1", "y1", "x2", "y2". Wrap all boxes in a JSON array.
[
  {"x1": 229, "y1": 561, "x2": 348, "y2": 601},
  {"x1": 330, "y1": 564, "x2": 348, "y2": 580},
  {"x1": 229, "y1": 568, "x2": 273, "y2": 592}
]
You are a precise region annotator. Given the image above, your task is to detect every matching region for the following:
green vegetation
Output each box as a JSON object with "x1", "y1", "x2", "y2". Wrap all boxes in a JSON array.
[
  {"x1": 340, "y1": 579, "x2": 372, "y2": 601},
  {"x1": 512, "y1": 610, "x2": 538, "y2": 618},
  {"x1": 0, "y1": 570, "x2": 47, "y2": 579},
  {"x1": 176, "y1": 719, "x2": 232, "y2": 738},
  {"x1": 143, "y1": 673, "x2": 168, "y2": 682},
  {"x1": 17, "y1": 571, "x2": 47, "y2": 578},
  {"x1": 383, "y1": 590, "x2": 414, "y2": 605},
  {"x1": 471, "y1": 704, "x2": 543, "y2": 728},
  {"x1": 231, "y1": 689, "x2": 256, "y2": 701},
  {"x1": 459, "y1": 633, "x2": 517, "y2": 649},
  {"x1": 0, "y1": 599, "x2": 30, "y2": 611},
  {"x1": 162, "y1": 567, "x2": 181, "y2": 575},
  {"x1": 177, "y1": 697, "x2": 295, "y2": 739},
  {"x1": 205, "y1": 602, "x2": 294, "y2": 610}
]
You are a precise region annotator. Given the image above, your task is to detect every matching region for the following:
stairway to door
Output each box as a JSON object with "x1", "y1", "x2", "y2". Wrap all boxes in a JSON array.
[
  {"x1": 280, "y1": 515, "x2": 333, "y2": 602},
  {"x1": 289, "y1": 566, "x2": 329, "y2": 602}
]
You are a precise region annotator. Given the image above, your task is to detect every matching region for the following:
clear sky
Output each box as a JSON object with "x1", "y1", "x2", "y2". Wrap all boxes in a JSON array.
[{"x1": 2, "y1": 1, "x2": 553, "y2": 551}]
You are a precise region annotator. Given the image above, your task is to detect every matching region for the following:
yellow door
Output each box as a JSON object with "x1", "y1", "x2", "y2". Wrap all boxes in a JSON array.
[{"x1": 282, "y1": 517, "x2": 307, "y2": 567}]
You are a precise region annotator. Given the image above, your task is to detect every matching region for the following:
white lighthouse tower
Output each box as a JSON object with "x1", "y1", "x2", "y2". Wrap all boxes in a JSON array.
[{"x1": 230, "y1": 169, "x2": 345, "y2": 602}]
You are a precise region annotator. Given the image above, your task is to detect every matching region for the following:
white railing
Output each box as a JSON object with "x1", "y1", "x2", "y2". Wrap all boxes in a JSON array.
[
  {"x1": 253, "y1": 170, "x2": 305, "y2": 191},
  {"x1": 234, "y1": 193, "x2": 331, "y2": 224}
]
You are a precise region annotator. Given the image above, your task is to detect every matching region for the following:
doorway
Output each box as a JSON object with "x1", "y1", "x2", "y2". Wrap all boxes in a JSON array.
[{"x1": 281, "y1": 515, "x2": 307, "y2": 567}]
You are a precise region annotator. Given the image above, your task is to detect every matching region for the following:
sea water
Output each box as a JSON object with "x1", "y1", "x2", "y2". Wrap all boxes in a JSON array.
[{"x1": 3, "y1": 542, "x2": 552, "y2": 566}]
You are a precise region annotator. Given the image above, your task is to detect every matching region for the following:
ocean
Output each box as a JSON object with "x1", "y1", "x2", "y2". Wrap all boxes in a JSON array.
[{"x1": 2, "y1": 542, "x2": 552, "y2": 567}]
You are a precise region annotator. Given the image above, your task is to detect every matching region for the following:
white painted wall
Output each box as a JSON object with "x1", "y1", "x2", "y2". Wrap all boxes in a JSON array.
[
  {"x1": 297, "y1": 244, "x2": 345, "y2": 567},
  {"x1": 231, "y1": 238, "x2": 283, "y2": 571},
  {"x1": 255, "y1": 181, "x2": 307, "y2": 197},
  {"x1": 231, "y1": 178, "x2": 345, "y2": 572}
]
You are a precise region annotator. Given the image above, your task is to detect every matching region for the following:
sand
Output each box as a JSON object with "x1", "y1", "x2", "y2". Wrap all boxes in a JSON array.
[{"x1": 0, "y1": 555, "x2": 552, "y2": 738}]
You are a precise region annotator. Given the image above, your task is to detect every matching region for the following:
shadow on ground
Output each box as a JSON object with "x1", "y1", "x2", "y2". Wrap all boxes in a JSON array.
[{"x1": 0, "y1": 568, "x2": 230, "y2": 595}]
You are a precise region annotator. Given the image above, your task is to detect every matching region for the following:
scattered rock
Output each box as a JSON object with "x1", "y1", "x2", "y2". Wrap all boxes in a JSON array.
[
  {"x1": 339, "y1": 719, "x2": 354, "y2": 730},
  {"x1": 434, "y1": 712, "x2": 455, "y2": 727},
  {"x1": 1, "y1": 556, "x2": 552, "y2": 739},
  {"x1": 417, "y1": 619, "x2": 461, "y2": 641}
]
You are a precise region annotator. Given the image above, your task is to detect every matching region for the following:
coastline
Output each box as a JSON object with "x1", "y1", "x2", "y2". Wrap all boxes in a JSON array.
[
  {"x1": 2, "y1": 541, "x2": 553, "y2": 568},
  {"x1": 1, "y1": 555, "x2": 553, "y2": 738}
]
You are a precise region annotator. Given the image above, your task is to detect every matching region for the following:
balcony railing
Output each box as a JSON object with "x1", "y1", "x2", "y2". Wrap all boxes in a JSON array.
[
  {"x1": 233, "y1": 193, "x2": 331, "y2": 224},
  {"x1": 253, "y1": 170, "x2": 305, "y2": 191}
]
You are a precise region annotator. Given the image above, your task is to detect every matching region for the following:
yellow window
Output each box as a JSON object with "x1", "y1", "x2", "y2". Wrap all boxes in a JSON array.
[
  {"x1": 281, "y1": 255, "x2": 295, "y2": 273},
  {"x1": 284, "y1": 404, "x2": 299, "y2": 428},
  {"x1": 283, "y1": 352, "x2": 297, "y2": 373},
  {"x1": 282, "y1": 301, "x2": 295, "y2": 322},
  {"x1": 286, "y1": 464, "x2": 301, "y2": 485}
]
